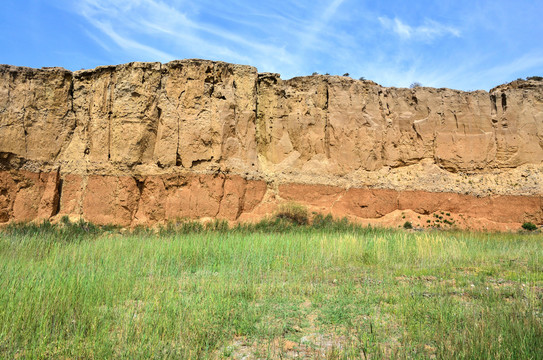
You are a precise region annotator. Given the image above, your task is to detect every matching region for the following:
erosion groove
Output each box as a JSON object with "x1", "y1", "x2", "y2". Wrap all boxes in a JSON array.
[{"x1": 0, "y1": 59, "x2": 542, "y2": 230}]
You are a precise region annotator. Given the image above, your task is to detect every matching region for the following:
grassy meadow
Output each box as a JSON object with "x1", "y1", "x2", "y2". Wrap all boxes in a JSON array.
[{"x1": 0, "y1": 217, "x2": 541, "y2": 359}]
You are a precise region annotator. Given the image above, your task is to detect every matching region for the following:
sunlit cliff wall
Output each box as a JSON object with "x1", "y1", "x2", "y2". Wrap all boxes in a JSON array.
[{"x1": 1, "y1": 60, "x2": 542, "y2": 229}]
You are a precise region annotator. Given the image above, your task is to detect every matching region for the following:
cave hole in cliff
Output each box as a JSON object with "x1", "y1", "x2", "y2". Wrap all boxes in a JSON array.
[
  {"x1": 501, "y1": 93, "x2": 507, "y2": 111},
  {"x1": 135, "y1": 178, "x2": 145, "y2": 196},
  {"x1": 0, "y1": 152, "x2": 15, "y2": 167},
  {"x1": 490, "y1": 94, "x2": 497, "y2": 114}
]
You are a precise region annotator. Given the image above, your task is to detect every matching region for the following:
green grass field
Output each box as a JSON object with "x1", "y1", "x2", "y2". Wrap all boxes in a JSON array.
[{"x1": 0, "y1": 219, "x2": 541, "y2": 359}]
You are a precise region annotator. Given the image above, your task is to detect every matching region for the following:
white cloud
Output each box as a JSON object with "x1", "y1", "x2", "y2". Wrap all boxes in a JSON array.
[
  {"x1": 58, "y1": 0, "x2": 541, "y2": 90},
  {"x1": 378, "y1": 16, "x2": 460, "y2": 41},
  {"x1": 301, "y1": 0, "x2": 345, "y2": 48},
  {"x1": 75, "y1": 0, "x2": 298, "y2": 69},
  {"x1": 90, "y1": 20, "x2": 175, "y2": 62}
]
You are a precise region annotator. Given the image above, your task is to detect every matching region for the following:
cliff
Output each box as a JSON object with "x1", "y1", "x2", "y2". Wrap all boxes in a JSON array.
[{"x1": 1, "y1": 60, "x2": 542, "y2": 230}]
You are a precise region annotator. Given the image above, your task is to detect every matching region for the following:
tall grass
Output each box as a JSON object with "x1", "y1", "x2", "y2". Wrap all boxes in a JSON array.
[{"x1": 0, "y1": 219, "x2": 541, "y2": 358}]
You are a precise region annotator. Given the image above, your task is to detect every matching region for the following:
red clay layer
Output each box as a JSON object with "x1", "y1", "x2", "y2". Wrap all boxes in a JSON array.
[
  {"x1": 0, "y1": 171, "x2": 541, "y2": 228},
  {"x1": 278, "y1": 183, "x2": 543, "y2": 225}
]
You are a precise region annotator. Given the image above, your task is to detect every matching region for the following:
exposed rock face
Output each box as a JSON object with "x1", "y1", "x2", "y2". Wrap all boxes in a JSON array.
[{"x1": 1, "y1": 60, "x2": 542, "y2": 230}]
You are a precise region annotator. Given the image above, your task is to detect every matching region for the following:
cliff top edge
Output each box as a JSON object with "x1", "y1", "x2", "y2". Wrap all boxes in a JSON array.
[{"x1": 0, "y1": 59, "x2": 542, "y2": 93}]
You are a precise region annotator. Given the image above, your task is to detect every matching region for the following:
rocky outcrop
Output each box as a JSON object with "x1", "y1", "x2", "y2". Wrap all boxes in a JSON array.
[{"x1": 1, "y1": 60, "x2": 542, "y2": 230}]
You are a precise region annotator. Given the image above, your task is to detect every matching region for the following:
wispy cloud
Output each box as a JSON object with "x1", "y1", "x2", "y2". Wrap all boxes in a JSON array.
[
  {"x1": 90, "y1": 20, "x2": 175, "y2": 62},
  {"x1": 479, "y1": 52, "x2": 543, "y2": 85},
  {"x1": 76, "y1": 0, "x2": 298, "y2": 71},
  {"x1": 298, "y1": 0, "x2": 345, "y2": 52},
  {"x1": 378, "y1": 16, "x2": 460, "y2": 41},
  {"x1": 45, "y1": 0, "x2": 543, "y2": 90}
]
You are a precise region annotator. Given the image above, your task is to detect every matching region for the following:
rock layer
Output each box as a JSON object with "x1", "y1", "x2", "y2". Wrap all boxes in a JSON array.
[{"x1": 1, "y1": 60, "x2": 542, "y2": 229}]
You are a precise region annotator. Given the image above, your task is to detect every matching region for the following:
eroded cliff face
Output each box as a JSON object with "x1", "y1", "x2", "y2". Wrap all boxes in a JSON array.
[{"x1": 1, "y1": 60, "x2": 542, "y2": 229}]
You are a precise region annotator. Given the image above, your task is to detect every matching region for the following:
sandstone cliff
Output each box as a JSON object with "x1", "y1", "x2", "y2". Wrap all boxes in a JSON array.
[{"x1": 1, "y1": 60, "x2": 542, "y2": 229}]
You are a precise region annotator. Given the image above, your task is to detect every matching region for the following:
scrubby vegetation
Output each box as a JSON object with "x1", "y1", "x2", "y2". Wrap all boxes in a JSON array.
[
  {"x1": 0, "y1": 217, "x2": 541, "y2": 358},
  {"x1": 274, "y1": 202, "x2": 309, "y2": 226},
  {"x1": 522, "y1": 221, "x2": 538, "y2": 231}
]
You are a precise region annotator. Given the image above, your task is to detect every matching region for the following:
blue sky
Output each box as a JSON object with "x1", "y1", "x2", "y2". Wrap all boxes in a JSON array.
[{"x1": 1, "y1": 0, "x2": 542, "y2": 90}]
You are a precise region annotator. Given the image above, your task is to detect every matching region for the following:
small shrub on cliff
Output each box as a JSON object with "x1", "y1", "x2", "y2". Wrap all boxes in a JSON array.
[
  {"x1": 403, "y1": 221, "x2": 413, "y2": 229},
  {"x1": 410, "y1": 82, "x2": 422, "y2": 88},
  {"x1": 310, "y1": 214, "x2": 357, "y2": 232},
  {"x1": 312, "y1": 213, "x2": 334, "y2": 228},
  {"x1": 527, "y1": 76, "x2": 543, "y2": 81},
  {"x1": 521, "y1": 222, "x2": 537, "y2": 231},
  {"x1": 275, "y1": 203, "x2": 309, "y2": 225}
]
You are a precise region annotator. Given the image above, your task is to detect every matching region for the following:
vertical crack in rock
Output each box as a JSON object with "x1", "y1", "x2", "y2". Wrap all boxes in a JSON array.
[
  {"x1": 412, "y1": 122, "x2": 424, "y2": 142},
  {"x1": 255, "y1": 74, "x2": 263, "y2": 154},
  {"x1": 378, "y1": 89, "x2": 389, "y2": 123},
  {"x1": 107, "y1": 71, "x2": 114, "y2": 161},
  {"x1": 52, "y1": 171, "x2": 61, "y2": 217},
  {"x1": 175, "y1": 108, "x2": 182, "y2": 167},
  {"x1": 253, "y1": 73, "x2": 259, "y2": 149},
  {"x1": 21, "y1": 105, "x2": 28, "y2": 158},
  {"x1": 208, "y1": 62, "x2": 215, "y2": 98},
  {"x1": 324, "y1": 81, "x2": 331, "y2": 159},
  {"x1": 68, "y1": 75, "x2": 74, "y2": 113},
  {"x1": 141, "y1": 64, "x2": 162, "y2": 164},
  {"x1": 235, "y1": 179, "x2": 248, "y2": 220},
  {"x1": 252, "y1": 72, "x2": 258, "y2": 155},
  {"x1": 501, "y1": 93, "x2": 507, "y2": 112},
  {"x1": 56, "y1": 176, "x2": 64, "y2": 217},
  {"x1": 453, "y1": 111, "x2": 459, "y2": 130},
  {"x1": 214, "y1": 174, "x2": 227, "y2": 218},
  {"x1": 209, "y1": 62, "x2": 218, "y2": 164},
  {"x1": 490, "y1": 94, "x2": 498, "y2": 118},
  {"x1": 37, "y1": 169, "x2": 61, "y2": 219},
  {"x1": 175, "y1": 67, "x2": 184, "y2": 167},
  {"x1": 21, "y1": 78, "x2": 31, "y2": 157},
  {"x1": 131, "y1": 177, "x2": 145, "y2": 222},
  {"x1": 55, "y1": 74, "x2": 76, "y2": 161},
  {"x1": 78, "y1": 173, "x2": 88, "y2": 217}
]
